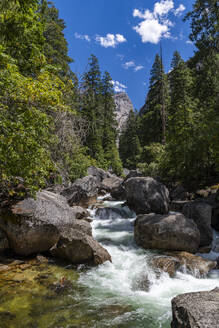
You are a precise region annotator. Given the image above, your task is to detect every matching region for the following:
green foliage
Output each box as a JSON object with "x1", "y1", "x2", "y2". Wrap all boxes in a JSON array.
[
  {"x1": 119, "y1": 110, "x2": 142, "y2": 169},
  {"x1": 0, "y1": 0, "x2": 46, "y2": 75},
  {"x1": 0, "y1": 0, "x2": 94, "y2": 195},
  {"x1": 81, "y1": 56, "x2": 122, "y2": 175},
  {"x1": 184, "y1": 0, "x2": 219, "y2": 53},
  {"x1": 137, "y1": 143, "x2": 165, "y2": 178},
  {"x1": 0, "y1": 57, "x2": 70, "y2": 191},
  {"x1": 140, "y1": 54, "x2": 169, "y2": 146}
]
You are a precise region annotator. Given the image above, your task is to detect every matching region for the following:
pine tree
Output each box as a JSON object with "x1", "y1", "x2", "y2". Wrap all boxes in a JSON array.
[
  {"x1": 101, "y1": 71, "x2": 122, "y2": 174},
  {"x1": 119, "y1": 110, "x2": 142, "y2": 169},
  {"x1": 81, "y1": 55, "x2": 105, "y2": 165},
  {"x1": 171, "y1": 50, "x2": 183, "y2": 70},
  {"x1": 184, "y1": 0, "x2": 218, "y2": 54},
  {"x1": 140, "y1": 54, "x2": 169, "y2": 146},
  {"x1": 41, "y1": 1, "x2": 73, "y2": 79},
  {"x1": 185, "y1": 0, "x2": 219, "y2": 177},
  {"x1": 167, "y1": 53, "x2": 198, "y2": 181}
]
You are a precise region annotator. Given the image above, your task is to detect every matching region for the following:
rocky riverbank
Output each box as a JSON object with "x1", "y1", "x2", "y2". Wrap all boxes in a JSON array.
[{"x1": 0, "y1": 167, "x2": 219, "y2": 327}]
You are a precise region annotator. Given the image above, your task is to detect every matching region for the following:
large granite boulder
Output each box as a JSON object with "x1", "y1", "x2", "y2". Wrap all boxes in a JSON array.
[
  {"x1": 0, "y1": 191, "x2": 110, "y2": 266},
  {"x1": 171, "y1": 288, "x2": 219, "y2": 328},
  {"x1": 51, "y1": 228, "x2": 111, "y2": 265},
  {"x1": 61, "y1": 175, "x2": 99, "y2": 206},
  {"x1": 87, "y1": 166, "x2": 112, "y2": 182},
  {"x1": 124, "y1": 177, "x2": 169, "y2": 214},
  {"x1": 182, "y1": 201, "x2": 213, "y2": 246},
  {"x1": 100, "y1": 176, "x2": 125, "y2": 200},
  {"x1": 0, "y1": 229, "x2": 9, "y2": 254},
  {"x1": 0, "y1": 191, "x2": 89, "y2": 256},
  {"x1": 134, "y1": 213, "x2": 200, "y2": 253},
  {"x1": 100, "y1": 176, "x2": 123, "y2": 192}
]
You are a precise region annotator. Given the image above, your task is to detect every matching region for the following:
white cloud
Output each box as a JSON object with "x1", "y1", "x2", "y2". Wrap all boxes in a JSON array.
[
  {"x1": 96, "y1": 33, "x2": 126, "y2": 48},
  {"x1": 111, "y1": 80, "x2": 127, "y2": 93},
  {"x1": 134, "y1": 18, "x2": 169, "y2": 44},
  {"x1": 123, "y1": 60, "x2": 144, "y2": 72},
  {"x1": 123, "y1": 61, "x2": 135, "y2": 69},
  {"x1": 174, "y1": 4, "x2": 186, "y2": 16},
  {"x1": 186, "y1": 40, "x2": 193, "y2": 45},
  {"x1": 74, "y1": 32, "x2": 90, "y2": 42},
  {"x1": 154, "y1": 0, "x2": 174, "y2": 17},
  {"x1": 133, "y1": 0, "x2": 184, "y2": 44},
  {"x1": 134, "y1": 65, "x2": 144, "y2": 72}
]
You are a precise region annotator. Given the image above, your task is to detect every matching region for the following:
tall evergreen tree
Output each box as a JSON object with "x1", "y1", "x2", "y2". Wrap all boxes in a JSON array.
[
  {"x1": 81, "y1": 55, "x2": 105, "y2": 164},
  {"x1": 185, "y1": 0, "x2": 219, "y2": 176},
  {"x1": 171, "y1": 50, "x2": 183, "y2": 70},
  {"x1": 101, "y1": 71, "x2": 122, "y2": 174},
  {"x1": 140, "y1": 54, "x2": 169, "y2": 146},
  {"x1": 41, "y1": 1, "x2": 73, "y2": 79},
  {"x1": 167, "y1": 53, "x2": 196, "y2": 180},
  {"x1": 119, "y1": 110, "x2": 142, "y2": 169}
]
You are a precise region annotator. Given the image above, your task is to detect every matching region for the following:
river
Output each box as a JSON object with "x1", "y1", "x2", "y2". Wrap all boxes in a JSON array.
[{"x1": 0, "y1": 197, "x2": 218, "y2": 328}]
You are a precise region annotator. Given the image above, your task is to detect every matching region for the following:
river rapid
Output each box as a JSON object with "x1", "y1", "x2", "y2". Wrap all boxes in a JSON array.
[
  {"x1": 79, "y1": 197, "x2": 219, "y2": 328},
  {"x1": 0, "y1": 197, "x2": 218, "y2": 328}
]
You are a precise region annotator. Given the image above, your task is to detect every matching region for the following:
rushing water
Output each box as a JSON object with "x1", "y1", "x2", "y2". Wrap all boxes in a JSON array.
[
  {"x1": 0, "y1": 198, "x2": 219, "y2": 328},
  {"x1": 79, "y1": 198, "x2": 219, "y2": 328}
]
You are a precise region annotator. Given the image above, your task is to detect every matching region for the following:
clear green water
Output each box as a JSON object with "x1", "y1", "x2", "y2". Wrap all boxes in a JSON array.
[{"x1": 0, "y1": 260, "x2": 133, "y2": 328}]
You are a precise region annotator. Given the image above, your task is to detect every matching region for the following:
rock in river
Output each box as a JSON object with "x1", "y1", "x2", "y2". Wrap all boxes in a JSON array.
[
  {"x1": 0, "y1": 190, "x2": 111, "y2": 266},
  {"x1": 171, "y1": 287, "x2": 219, "y2": 328},
  {"x1": 124, "y1": 177, "x2": 169, "y2": 214},
  {"x1": 182, "y1": 201, "x2": 213, "y2": 246},
  {"x1": 50, "y1": 228, "x2": 111, "y2": 265},
  {"x1": 134, "y1": 213, "x2": 200, "y2": 253},
  {"x1": 61, "y1": 175, "x2": 99, "y2": 206},
  {"x1": 167, "y1": 251, "x2": 217, "y2": 276}
]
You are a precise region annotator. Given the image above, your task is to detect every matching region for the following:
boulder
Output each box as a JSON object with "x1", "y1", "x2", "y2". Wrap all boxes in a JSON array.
[
  {"x1": 87, "y1": 166, "x2": 112, "y2": 182},
  {"x1": 61, "y1": 175, "x2": 99, "y2": 206},
  {"x1": 152, "y1": 255, "x2": 180, "y2": 277},
  {"x1": 50, "y1": 228, "x2": 111, "y2": 265},
  {"x1": 171, "y1": 288, "x2": 219, "y2": 328},
  {"x1": 100, "y1": 176, "x2": 125, "y2": 200},
  {"x1": 100, "y1": 176, "x2": 123, "y2": 192},
  {"x1": 111, "y1": 184, "x2": 126, "y2": 200},
  {"x1": 124, "y1": 177, "x2": 169, "y2": 214},
  {"x1": 96, "y1": 206, "x2": 135, "y2": 220},
  {"x1": 166, "y1": 251, "x2": 217, "y2": 276},
  {"x1": 0, "y1": 230, "x2": 9, "y2": 254},
  {"x1": 182, "y1": 201, "x2": 213, "y2": 246},
  {"x1": 134, "y1": 213, "x2": 200, "y2": 253},
  {"x1": 0, "y1": 191, "x2": 90, "y2": 256}
]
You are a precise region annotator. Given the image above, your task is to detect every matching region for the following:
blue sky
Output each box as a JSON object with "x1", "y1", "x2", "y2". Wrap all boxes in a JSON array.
[{"x1": 52, "y1": 0, "x2": 196, "y2": 109}]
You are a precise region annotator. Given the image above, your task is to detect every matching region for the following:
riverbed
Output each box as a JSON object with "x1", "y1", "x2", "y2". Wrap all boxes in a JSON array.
[{"x1": 0, "y1": 199, "x2": 218, "y2": 328}]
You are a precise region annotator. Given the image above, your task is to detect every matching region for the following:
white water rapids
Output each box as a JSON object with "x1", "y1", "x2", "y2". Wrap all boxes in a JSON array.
[{"x1": 79, "y1": 198, "x2": 219, "y2": 327}]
